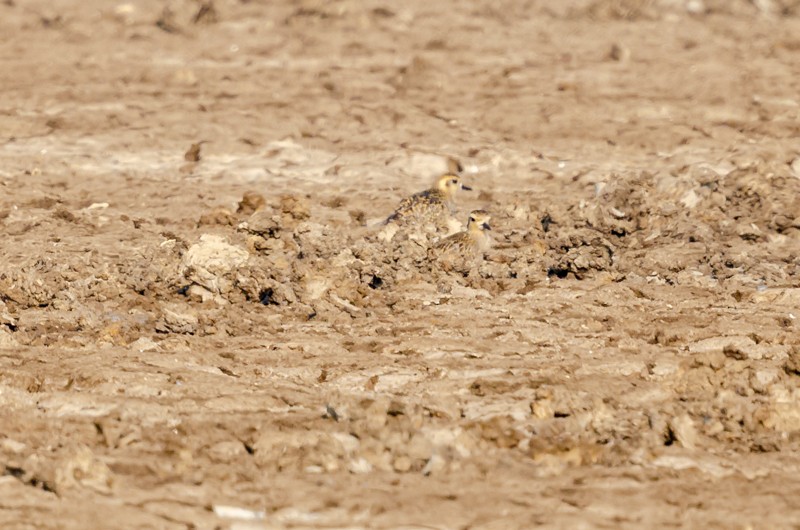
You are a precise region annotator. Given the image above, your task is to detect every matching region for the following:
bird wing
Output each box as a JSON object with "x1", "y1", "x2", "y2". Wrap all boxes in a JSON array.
[
  {"x1": 387, "y1": 189, "x2": 445, "y2": 222},
  {"x1": 435, "y1": 231, "x2": 470, "y2": 252}
]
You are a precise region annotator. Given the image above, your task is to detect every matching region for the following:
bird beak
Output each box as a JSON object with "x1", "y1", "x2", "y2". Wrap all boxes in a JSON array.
[
  {"x1": 482, "y1": 222, "x2": 491, "y2": 230},
  {"x1": 461, "y1": 184, "x2": 472, "y2": 191}
]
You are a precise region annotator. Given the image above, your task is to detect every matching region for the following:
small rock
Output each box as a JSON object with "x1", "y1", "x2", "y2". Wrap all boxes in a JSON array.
[
  {"x1": 279, "y1": 194, "x2": 310, "y2": 221},
  {"x1": 111, "y1": 3, "x2": 136, "y2": 24},
  {"x1": 208, "y1": 441, "x2": 248, "y2": 463},
  {"x1": 393, "y1": 455, "x2": 412, "y2": 472},
  {"x1": 184, "y1": 141, "x2": 205, "y2": 162},
  {"x1": 752, "y1": 0, "x2": 779, "y2": 15},
  {"x1": 668, "y1": 414, "x2": 698, "y2": 450},
  {"x1": 609, "y1": 207, "x2": 626, "y2": 219},
  {"x1": 680, "y1": 189, "x2": 701, "y2": 209},
  {"x1": 0, "y1": 300, "x2": 15, "y2": 327},
  {"x1": 55, "y1": 446, "x2": 114, "y2": 494},
  {"x1": 1, "y1": 438, "x2": 27, "y2": 454},
  {"x1": 406, "y1": 434, "x2": 433, "y2": 461},
  {"x1": 791, "y1": 157, "x2": 800, "y2": 179},
  {"x1": 181, "y1": 234, "x2": 250, "y2": 294},
  {"x1": 685, "y1": 0, "x2": 706, "y2": 14},
  {"x1": 239, "y1": 211, "x2": 281, "y2": 238},
  {"x1": 689, "y1": 336, "x2": 756, "y2": 358},
  {"x1": 704, "y1": 420, "x2": 724, "y2": 436},
  {"x1": 192, "y1": 1, "x2": 218, "y2": 24},
  {"x1": 304, "y1": 278, "x2": 330, "y2": 301},
  {"x1": 128, "y1": 337, "x2": 160, "y2": 352},
  {"x1": 509, "y1": 204, "x2": 528, "y2": 220},
  {"x1": 448, "y1": 285, "x2": 491, "y2": 299},
  {"x1": 531, "y1": 399, "x2": 554, "y2": 419},
  {"x1": 184, "y1": 234, "x2": 249, "y2": 269},
  {"x1": 737, "y1": 223, "x2": 763, "y2": 240},
  {"x1": 650, "y1": 359, "x2": 680, "y2": 378},
  {"x1": 693, "y1": 350, "x2": 726, "y2": 370},
  {"x1": 212, "y1": 505, "x2": 266, "y2": 521},
  {"x1": 751, "y1": 369, "x2": 779, "y2": 394},
  {"x1": 363, "y1": 398, "x2": 390, "y2": 433},
  {"x1": 330, "y1": 432, "x2": 360, "y2": 454},
  {"x1": 0, "y1": 328, "x2": 18, "y2": 348},
  {"x1": 348, "y1": 458, "x2": 373, "y2": 474},
  {"x1": 186, "y1": 284, "x2": 221, "y2": 304},
  {"x1": 237, "y1": 191, "x2": 266, "y2": 214},
  {"x1": 157, "y1": 305, "x2": 198, "y2": 335},
  {"x1": 421, "y1": 454, "x2": 447, "y2": 476},
  {"x1": 784, "y1": 347, "x2": 800, "y2": 376},
  {"x1": 377, "y1": 222, "x2": 399, "y2": 242},
  {"x1": 608, "y1": 43, "x2": 630, "y2": 62},
  {"x1": 173, "y1": 68, "x2": 197, "y2": 85},
  {"x1": 764, "y1": 385, "x2": 800, "y2": 431},
  {"x1": 198, "y1": 207, "x2": 236, "y2": 226},
  {"x1": 652, "y1": 455, "x2": 733, "y2": 478},
  {"x1": 349, "y1": 209, "x2": 367, "y2": 225}
]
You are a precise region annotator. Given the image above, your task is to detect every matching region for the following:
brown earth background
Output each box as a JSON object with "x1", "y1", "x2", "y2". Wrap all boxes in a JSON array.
[{"x1": 2, "y1": 0, "x2": 800, "y2": 528}]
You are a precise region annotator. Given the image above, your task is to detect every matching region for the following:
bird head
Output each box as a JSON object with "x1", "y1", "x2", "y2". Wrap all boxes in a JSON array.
[
  {"x1": 467, "y1": 210, "x2": 491, "y2": 231},
  {"x1": 435, "y1": 174, "x2": 472, "y2": 198}
]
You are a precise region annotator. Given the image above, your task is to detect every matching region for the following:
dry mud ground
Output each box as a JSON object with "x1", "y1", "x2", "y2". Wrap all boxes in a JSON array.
[{"x1": 2, "y1": 0, "x2": 800, "y2": 528}]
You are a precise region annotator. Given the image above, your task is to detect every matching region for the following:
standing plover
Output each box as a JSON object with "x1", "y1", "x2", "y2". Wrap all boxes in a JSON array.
[
  {"x1": 434, "y1": 210, "x2": 492, "y2": 256},
  {"x1": 385, "y1": 174, "x2": 472, "y2": 225}
]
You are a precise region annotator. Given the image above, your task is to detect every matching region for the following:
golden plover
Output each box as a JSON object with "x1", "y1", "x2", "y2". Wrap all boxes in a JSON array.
[
  {"x1": 385, "y1": 173, "x2": 472, "y2": 225},
  {"x1": 434, "y1": 209, "x2": 492, "y2": 257}
]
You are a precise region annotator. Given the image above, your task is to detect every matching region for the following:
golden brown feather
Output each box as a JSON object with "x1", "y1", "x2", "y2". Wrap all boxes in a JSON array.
[
  {"x1": 434, "y1": 210, "x2": 492, "y2": 256},
  {"x1": 386, "y1": 174, "x2": 472, "y2": 225}
]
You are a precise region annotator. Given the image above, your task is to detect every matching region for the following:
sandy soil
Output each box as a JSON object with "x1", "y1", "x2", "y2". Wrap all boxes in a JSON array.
[{"x1": 2, "y1": 0, "x2": 800, "y2": 528}]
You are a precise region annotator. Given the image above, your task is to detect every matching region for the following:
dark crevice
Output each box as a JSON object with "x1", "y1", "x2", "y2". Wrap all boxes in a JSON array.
[
  {"x1": 547, "y1": 267, "x2": 570, "y2": 279},
  {"x1": 541, "y1": 213, "x2": 553, "y2": 233},
  {"x1": 259, "y1": 288, "x2": 278, "y2": 306},
  {"x1": 3, "y1": 465, "x2": 57, "y2": 494},
  {"x1": 663, "y1": 426, "x2": 677, "y2": 446}
]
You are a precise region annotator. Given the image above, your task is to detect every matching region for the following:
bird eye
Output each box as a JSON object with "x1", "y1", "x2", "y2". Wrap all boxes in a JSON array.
[
  {"x1": 450, "y1": 179, "x2": 458, "y2": 185},
  {"x1": 469, "y1": 217, "x2": 475, "y2": 222}
]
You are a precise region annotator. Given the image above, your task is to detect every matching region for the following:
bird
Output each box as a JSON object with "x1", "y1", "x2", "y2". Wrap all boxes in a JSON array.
[
  {"x1": 433, "y1": 210, "x2": 492, "y2": 257},
  {"x1": 385, "y1": 173, "x2": 472, "y2": 226}
]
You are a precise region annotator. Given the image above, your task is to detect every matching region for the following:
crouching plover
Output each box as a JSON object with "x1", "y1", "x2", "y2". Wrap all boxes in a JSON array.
[
  {"x1": 385, "y1": 174, "x2": 472, "y2": 226},
  {"x1": 434, "y1": 210, "x2": 492, "y2": 257}
]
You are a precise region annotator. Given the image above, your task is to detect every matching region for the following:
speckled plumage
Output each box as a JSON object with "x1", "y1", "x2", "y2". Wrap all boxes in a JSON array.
[
  {"x1": 434, "y1": 210, "x2": 492, "y2": 256},
  {"x1": 386, "y1": 174, "x2": 471, "y2": 225}
]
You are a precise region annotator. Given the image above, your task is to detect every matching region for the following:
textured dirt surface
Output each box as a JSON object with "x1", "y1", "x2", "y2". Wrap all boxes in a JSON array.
[{"x1": 3, "y1": 0, "x2": 800, "y2": 528}]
